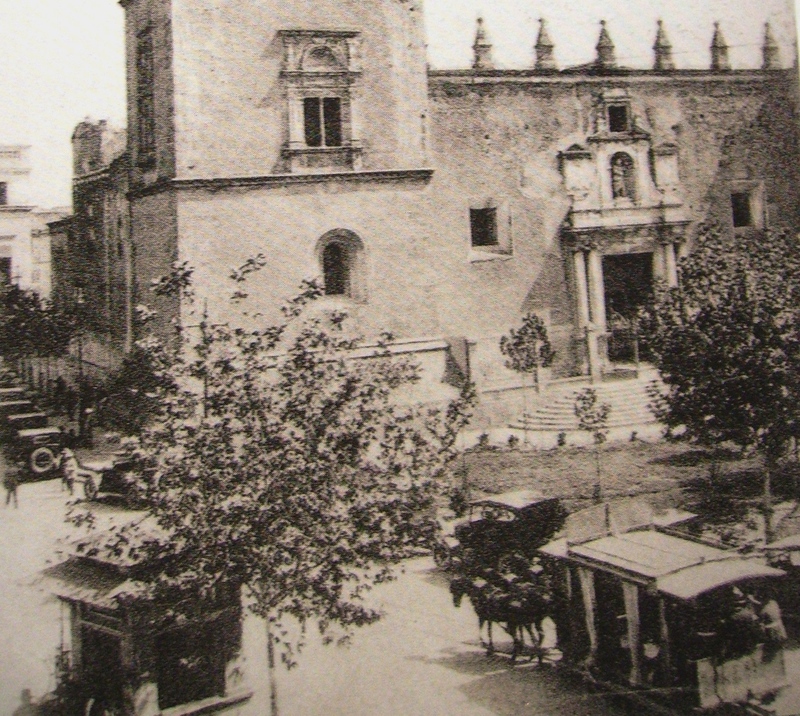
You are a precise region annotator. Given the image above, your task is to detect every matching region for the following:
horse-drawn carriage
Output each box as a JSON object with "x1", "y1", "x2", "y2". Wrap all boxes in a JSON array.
[
  {"x1": 442, "y1": 491, "x2": 567, "y2": 661},
  {"x1": 435, "y1": 490, "x2": 566, "y2": 571},
  {"x1": 540, "y1": 500, "x2": 790, "y2": 713}
]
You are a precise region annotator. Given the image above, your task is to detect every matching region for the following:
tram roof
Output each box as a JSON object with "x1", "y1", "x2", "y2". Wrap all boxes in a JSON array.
[
  {"x1": 540, "y1": 529, "x2": 784, "y2": 599},
  {"x1": 470, "y1": 489, "x2": 556, "y2": 511}
]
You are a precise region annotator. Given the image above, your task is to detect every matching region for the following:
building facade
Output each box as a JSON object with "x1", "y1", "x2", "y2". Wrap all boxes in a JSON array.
[
  {"x1": 0, "y1": 145, "x2": 67, "y2": 298},
  {"x1": 112, "y1": 0, "x2": 800, "y2": 421},
  {"x1": 60, "y1": 120, "x2": 133, "y2": 368}
]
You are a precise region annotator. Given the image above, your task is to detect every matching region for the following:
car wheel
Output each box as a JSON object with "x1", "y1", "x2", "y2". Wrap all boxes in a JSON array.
[
  {"x1": 29, "y1": 446, "x2": 56, "y2": 474},
  {"x1": 83, "y1": 475, "x2": 99, "y2": 500}
]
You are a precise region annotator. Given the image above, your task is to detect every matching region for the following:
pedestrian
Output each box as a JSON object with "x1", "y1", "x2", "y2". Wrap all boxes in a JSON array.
[
  {"x1": 58, "y1": 446, "x2": 77, "y2": 495},
  {"x1": 3, "y1": 465, "x2": 19, "y2": 508},
  {"x1": 64, "y1": 386, "x2": 77, "y2": 422},
  {"x1": 53, "y1": 376, "x2": 67, "y2": 415},
  {"x1": 12, "y1": 689, "x2": 40, "y2": 716}
]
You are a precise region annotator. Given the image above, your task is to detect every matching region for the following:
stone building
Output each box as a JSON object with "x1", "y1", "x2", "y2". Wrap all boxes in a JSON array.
[
  {"x1": 111, "y1": 0, "x2": 800, "y2": 425},
  {"x1": 0, "y1": 145, "x2": 66, "y2": 298},
  {"x1": 63, "y1": 120, "x2": 133, "y2": 368}
]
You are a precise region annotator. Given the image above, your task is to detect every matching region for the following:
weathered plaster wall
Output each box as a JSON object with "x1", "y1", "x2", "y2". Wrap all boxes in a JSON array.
[
  {"x1": 167, "y1": 70, "x2": 800, "y2": 392},
  {"x1": 169, "y1": 0, "x2": 429, "y2": 178},
  {"x1": 131, "y1": 189, "x2": 179, "y2": 342}
]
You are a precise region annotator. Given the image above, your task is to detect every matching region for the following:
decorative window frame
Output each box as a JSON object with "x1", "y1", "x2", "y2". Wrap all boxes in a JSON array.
[{"x1": 278, "y1": 30, "x2": 363, "y2": 173}]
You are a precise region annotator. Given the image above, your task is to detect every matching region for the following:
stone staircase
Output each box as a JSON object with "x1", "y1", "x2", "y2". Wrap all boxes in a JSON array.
[{"x1": 510, "y1": 368, "x2": 664, "y2": 435}]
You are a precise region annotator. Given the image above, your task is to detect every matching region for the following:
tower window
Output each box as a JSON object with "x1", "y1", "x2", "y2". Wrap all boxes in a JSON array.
[
  {"x1": 304, "y1": 97, "x2": 343, "y2": 148},
  {"x1": 0, "y1": 183, "x2": 7, "y2": 205},
  {"x1": 610, "y1": 153, "x2": 637, "y2": 201},
  {"x1": 136, "y1": 27, "x2": 156, "y2": 167},
  {"x1": 608, "y1": 104, "x2": 630, "y2": 133},
  {"x1": 731, "y1": 192, "x2": 752, "y2": 227},
  {"x1": 470, "y1": 208, "x2": 498, "y2": 247}
]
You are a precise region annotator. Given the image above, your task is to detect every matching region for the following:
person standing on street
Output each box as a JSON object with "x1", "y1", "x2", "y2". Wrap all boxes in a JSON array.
[
  {"x1": 3, "y1": 463, "x2": 19, "y2": 508},
  {"x1": 12, "y1": 689, "x2": 41, "y2": 716}
]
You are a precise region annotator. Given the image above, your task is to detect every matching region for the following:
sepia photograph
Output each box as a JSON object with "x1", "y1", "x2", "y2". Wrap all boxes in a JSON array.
[{"x1": 2, "y1": 0, "x2": 800, "y2": 714}]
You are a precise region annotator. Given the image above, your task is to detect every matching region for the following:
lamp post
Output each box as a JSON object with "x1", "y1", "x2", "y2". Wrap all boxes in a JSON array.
[{"x1": 75, "y1": 288, "x2": 85, "y2": 443}]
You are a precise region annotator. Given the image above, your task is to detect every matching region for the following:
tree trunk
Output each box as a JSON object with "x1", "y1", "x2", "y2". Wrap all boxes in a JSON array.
[
  {"x1": 522, "y1": 372, "x2": 529, "y2": 444},
  {"x1": 763, "y1": 458, "x2": 774, "y2": 545},
  {"x1": 267, "y1": 620, "x2": 279, "y2": 716}
]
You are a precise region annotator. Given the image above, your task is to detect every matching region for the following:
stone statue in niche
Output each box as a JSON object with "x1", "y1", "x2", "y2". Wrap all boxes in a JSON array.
[{"x1": 611, "y1": 152, "x2": 636, "y2": 201}]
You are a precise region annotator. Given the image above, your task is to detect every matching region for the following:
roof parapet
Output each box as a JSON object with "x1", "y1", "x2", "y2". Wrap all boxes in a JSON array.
[
  {"x1": 472, "y1": 17, "x2": 493, "y2": 71},
  {"x1": 711, "y1": 22, "x2": 731, "y2": 71},
  {"x1": 534, "y1": 18, "x2": 557, "y2": 72}
]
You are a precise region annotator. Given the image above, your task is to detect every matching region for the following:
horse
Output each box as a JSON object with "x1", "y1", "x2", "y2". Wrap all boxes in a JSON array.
[{"x1": 450, "y1": 569, "x2": 552, "y2": 662}]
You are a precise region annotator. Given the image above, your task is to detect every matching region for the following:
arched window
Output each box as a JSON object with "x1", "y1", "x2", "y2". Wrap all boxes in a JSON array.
[
  {"x1": 318, "y1": 230, "x2": 365, "y2": 300},
  {"x1": 610, "y1": 153, "x2": 637, "y2": 201},
  {"x1": 322, "y1": 242, "x2": 349, "y2": 296}
]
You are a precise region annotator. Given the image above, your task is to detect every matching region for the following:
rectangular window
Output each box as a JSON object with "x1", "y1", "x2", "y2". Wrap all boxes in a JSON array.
[
  {"x1": 0, "y1": 183, "x2": 7, "y2": 205},
  {"x1": 136, "y1": 28, "x2": 156, "y2": 167},
  {"x1": 608, "y1": 105, "x2": 630, "y2": 133},
  {"x1": 0, "y1": 258, "x2": 10, "y2": 285},
  {"x1": 470, "y1": 208, "x2": 498, "y2": 247},
  {"x1": 731, "y1": 192, "x2": 752, "y2": 227},
  {"x1": 303, "y1": 97, "x2": 343, "y2": 148}
]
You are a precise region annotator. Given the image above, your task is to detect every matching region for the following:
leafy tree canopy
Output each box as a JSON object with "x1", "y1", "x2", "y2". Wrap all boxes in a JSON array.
[
  {"x1": 77, "y1": 270, "x2": 475, "y2": 663},
  {"x1": 642, "y1": 226, "x2": 800, "y2": 461},
  {"x1": 0, "y1": 284, "x2": 80, "y2": 360},
  {"x1": 499, "y1": 313, "x2": 554, "y2": 375}
]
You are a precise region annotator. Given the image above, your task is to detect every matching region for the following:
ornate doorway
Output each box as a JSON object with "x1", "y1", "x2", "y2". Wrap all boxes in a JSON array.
[{"x1": 602, "y1": 252, "x2": 653, "y2": 364}]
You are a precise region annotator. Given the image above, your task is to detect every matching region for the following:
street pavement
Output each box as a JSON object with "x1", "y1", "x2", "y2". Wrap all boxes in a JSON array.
[
  {"x1": 2, "y1": 464, "x2": 798, "y2": 715},
  {"x1": 0, "y1": 464, "x2": 643, "y2": 716},
  {"x1": 234, "y1": 557, "x2": 643, "y2": 716}
]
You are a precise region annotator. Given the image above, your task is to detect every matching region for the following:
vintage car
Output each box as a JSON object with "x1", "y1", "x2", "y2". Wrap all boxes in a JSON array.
[
  {"x1": 78, "y1": 454, "x2": 148, "y2": 504},
  {"x1": 2, "y1": 411, "x2": 49, "y2": 440},
  {"x1": 540, "y1": 499, "x2": 790, "y2": 713},
  {"x1": 0, "y1": 399, "x2": 36, "y2": 424},
  {"x1": 7, "y1": 426, "x2": 64, "y2": 477},
  {"x1": 435, "y1": 490, "x2": 566, "y2": 570},
  {"x1": 0, "y1": 386, "x2": 28, "y2": 400}
]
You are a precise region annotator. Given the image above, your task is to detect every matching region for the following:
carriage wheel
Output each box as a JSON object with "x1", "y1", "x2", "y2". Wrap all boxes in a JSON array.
[
  {"x1": 29, "y1": 446, "x2": 56, "y2": 474},
  {"x1": 83, "y1": 475, "x2": 99, "y2": 500}
]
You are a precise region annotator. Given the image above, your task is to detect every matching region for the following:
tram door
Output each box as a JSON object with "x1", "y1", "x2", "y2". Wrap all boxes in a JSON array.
[
  {"x1": 81, "y1": 626, "x2": 125, "y2": 710},
  {"x1": 593, "y1": 571, "x2": 631, "y2": 681}
]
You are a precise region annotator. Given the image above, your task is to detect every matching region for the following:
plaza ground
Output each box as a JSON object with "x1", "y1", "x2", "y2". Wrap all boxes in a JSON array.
[{"x1": 2, "y1": 439, "x2": 799, "y2": 715}]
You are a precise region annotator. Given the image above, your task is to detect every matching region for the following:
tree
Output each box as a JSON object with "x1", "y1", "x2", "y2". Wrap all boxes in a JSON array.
[
  {"x1": 76, "y1": 266, "x2": 475, "y2": 711},
  {"x1": 641, "y1": 226, "x2": 800, "y2": 541},
  {"x1": 499, "y1": 313, "x2": 555, "y2": 443},
  {"x1": 0, "y1": 283, "x2": 47, "y2": 361},
  {"x1": 574, "y1": 387, "x2": 610, "y2": 500}
]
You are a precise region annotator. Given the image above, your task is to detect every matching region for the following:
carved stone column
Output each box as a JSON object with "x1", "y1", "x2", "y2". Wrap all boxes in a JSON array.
[
  {"x1": 664, "y1": 241, "x2": 678, "y2": 287},
  {"x1": 573, "y1": 250, "x2": 591, "y2": 327},
  {"x1": 587, "y1": 249, "x2": 607, "y2": 331},
  {"x1": 287, "y1": 87, "x2": 304, "y2": 150}
]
